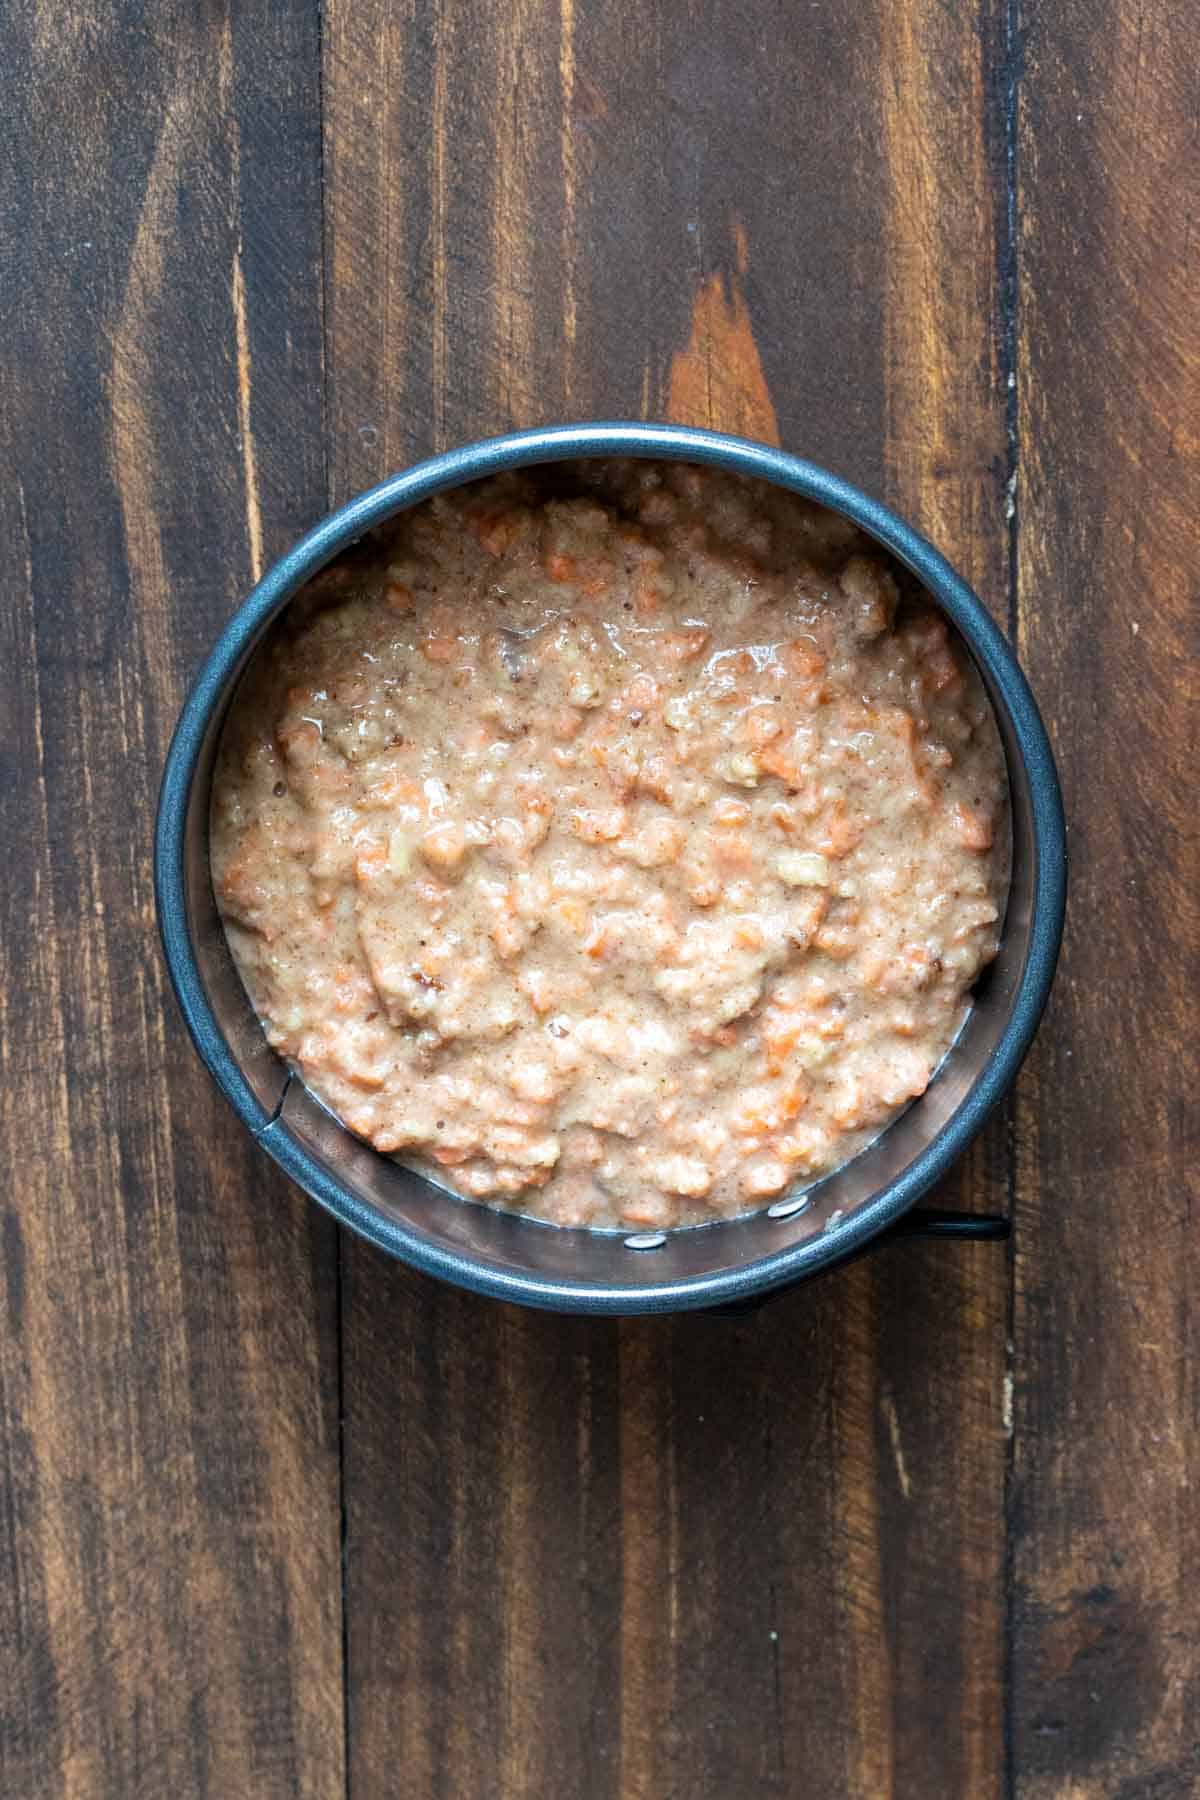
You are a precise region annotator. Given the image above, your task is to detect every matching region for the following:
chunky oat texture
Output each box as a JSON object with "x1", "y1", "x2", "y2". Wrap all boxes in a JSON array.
[{"x1": 212, "y1": 461, "x2": 1009, "y2": 1228}]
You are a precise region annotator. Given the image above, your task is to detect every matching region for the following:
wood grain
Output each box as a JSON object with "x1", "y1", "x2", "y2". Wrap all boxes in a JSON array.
[
  {"x1": 1012, "y1": 3, "x2": 1200, "y2": 1793},
  {"x1": 324, "y1": 1, "x2": 1011, "y2": 1793},
  {"x1": 0, "y1": 4, "x2": 343, "y2": 1794},
  {"x1": 7, "y1": 0, "x2": 1195, "y2": 1792}
]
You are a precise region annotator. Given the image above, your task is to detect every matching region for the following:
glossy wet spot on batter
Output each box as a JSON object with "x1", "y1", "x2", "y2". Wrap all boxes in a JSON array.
[{"x1": 212, "y1": 461, "x2": 1009, "y2": 1228}]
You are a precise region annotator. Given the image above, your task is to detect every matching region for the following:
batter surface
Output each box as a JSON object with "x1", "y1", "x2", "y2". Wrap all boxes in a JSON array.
[{"x1": 212, "y1": 461, "x2": 1009, "y2": 1227}]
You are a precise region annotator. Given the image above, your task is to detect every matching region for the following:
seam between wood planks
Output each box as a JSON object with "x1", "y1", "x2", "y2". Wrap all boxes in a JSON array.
[{"x1": 311, "y1": 1, "x2": 352, "y2": 1794}]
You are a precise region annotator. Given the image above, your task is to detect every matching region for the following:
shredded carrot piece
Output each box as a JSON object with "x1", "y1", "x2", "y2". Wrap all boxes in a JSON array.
[
  {"x1": 781, "y1": 638, "x2": 826, "y2": 677},
  {"x1": 758, "y1": 745, "x2": 805, "y2": 789},
  {"x1": 658, "y1": 627, "x2": 710, "y2": 663},
  {"x1": 955, "y1": 803, "x2": 994, "y2": 850},
  {"x1": 354, "y1": 840, "x2": 386, "y2": 882},
  {"x1": 473, "y1": 509, "x2": 523, "y2": 556},
  {"x1": 545, "y1": 550, "x2": 577, "y2": 583},
  {"x1": 421, "y1": 635, "x2": 457, "y2": 663}
]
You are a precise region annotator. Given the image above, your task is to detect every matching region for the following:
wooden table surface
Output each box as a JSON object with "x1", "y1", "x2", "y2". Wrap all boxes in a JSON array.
[{"x1": 3, "y1": 2, "x2": 1196, "y2": 1794}]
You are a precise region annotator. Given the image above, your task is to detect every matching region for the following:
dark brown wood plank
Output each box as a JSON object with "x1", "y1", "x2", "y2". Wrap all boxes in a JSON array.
[
  {"x1": 1012, "y1": 4, "x2": 1200, "y2": 1793},
  {"x1": 0, "y1": 5, "x2": 343, "y2": 1794},
  {"x1": 325, "y1": 2, "x2": 1012, "y2": 1792}
]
